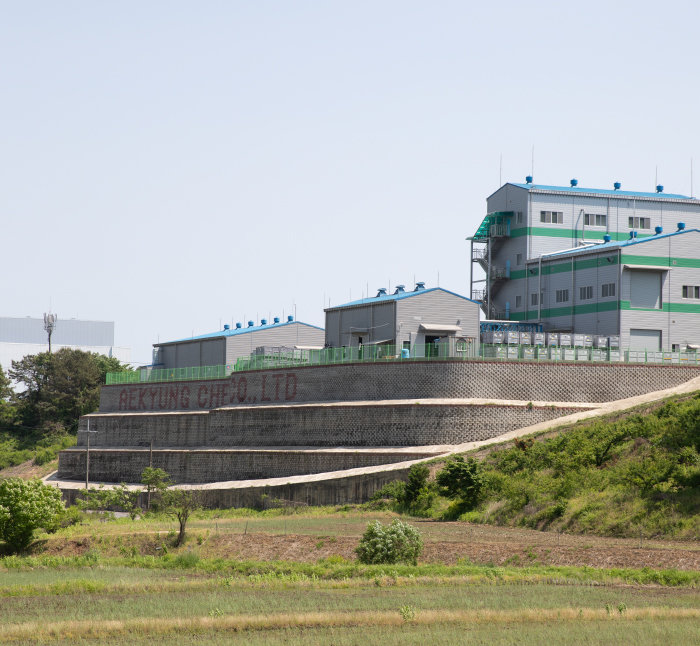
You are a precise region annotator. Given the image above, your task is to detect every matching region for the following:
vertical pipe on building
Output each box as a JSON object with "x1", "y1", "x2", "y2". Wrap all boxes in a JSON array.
[
  {"x1": 487, "y1": 242, "x2": 492, "y2": 318},
  {"x1": 538, "y1": 255, "x2": 542, "y2": 322}
]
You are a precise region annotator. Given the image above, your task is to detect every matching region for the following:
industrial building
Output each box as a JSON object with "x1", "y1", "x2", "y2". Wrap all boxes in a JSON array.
[
  {"x1": 324, "y1": 283, "x2": 480, "y2": 357},
  {"x1": 0, "y1": 316, "x2": 130, "y2": 370},
  {"x1": 469, "y1": 179, "x2": 700, "y2": 351},
  {"x1": 153, "y1": 316, "x2": 325, "y2": 370}
]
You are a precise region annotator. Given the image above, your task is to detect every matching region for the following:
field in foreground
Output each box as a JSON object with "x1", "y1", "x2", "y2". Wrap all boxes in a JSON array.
[
  {"x1": 1, "y1": 509, "x2": 698, "y2": 644},
  {"x1": 0, "y1": 561, "x2": 698, "y2": 645},
  {"x1": 0, "y1": 558, "x2": 700, "y2": 644}
]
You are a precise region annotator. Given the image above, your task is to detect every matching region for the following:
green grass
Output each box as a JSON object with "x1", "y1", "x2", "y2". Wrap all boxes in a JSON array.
[
  {"x1": 0, "y1": 568, "x2": 697, "y2": 645},
  {"x1": 377, "y1": 393, "x2": 700, "y2": 539}
]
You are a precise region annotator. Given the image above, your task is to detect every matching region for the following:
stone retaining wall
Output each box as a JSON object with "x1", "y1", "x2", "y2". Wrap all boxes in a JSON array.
[
  {"x1": 57, "y1": 448, "x2": 438, "y2": 484},
  {"x1": 78, "y1": 404, "x2": 584, "y2": 449},
  {"x1": 100, "y1": 361, "x2": 700, "y2": 412}
]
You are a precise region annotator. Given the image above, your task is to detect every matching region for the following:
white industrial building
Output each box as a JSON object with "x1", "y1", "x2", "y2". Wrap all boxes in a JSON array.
[
  {"x1": 0, "y1": 316, "x2": 131, "y2": 371},
  {"x1": 153, "y1": 316, "x2": 325, "y2": 370},
  {"x1": 469, "y1": 178, "x2": 700, "y2": 351},
  {"x1": 324, "y1": 283, "x2": 480, "y2": 357}
]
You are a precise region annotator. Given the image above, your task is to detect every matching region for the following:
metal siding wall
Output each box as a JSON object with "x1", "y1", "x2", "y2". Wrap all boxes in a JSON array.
[
  {"x1": 200, "y1": 339, "x2": 226, "y2": 366},
  {"x1": 325, "y1": 302, "x2": 396, "y2": 347},
  {"x1": 396, "y1": 291, "x2": 480, "y2": 347},
  {"x1": 225, "y1": 324, "x2": 325, "y2": 365}
]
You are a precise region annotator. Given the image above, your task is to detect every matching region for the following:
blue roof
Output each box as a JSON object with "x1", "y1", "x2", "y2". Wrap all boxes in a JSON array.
[
  {"x1": 508, "y1": 183, "x2": 694, "y2": 201},
  {"x1": 160, "y1": 319, "x2": 324, "y2": 345},
  {"x1": 326, "y1": 287, "x2": 479, "y2": 310},
  {"x1": 543, "y1": 228, "x2": 700, "y2": 259}
]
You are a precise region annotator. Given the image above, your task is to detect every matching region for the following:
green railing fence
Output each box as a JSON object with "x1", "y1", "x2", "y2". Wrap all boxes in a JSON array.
[{"x1": 105, "y1": 342, "x2": 700, "y2": 385}]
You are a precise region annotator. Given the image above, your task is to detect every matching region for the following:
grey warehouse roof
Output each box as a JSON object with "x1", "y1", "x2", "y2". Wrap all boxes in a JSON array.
[
  {"x1": 538, "y1": 228, "x2": 700, "y2": 260},
  {"x1": 326, "y1": 287, "x2": 479, "y2": 311}
]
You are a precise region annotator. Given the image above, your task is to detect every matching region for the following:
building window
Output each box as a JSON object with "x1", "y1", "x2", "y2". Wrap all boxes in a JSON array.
[
  {"x1": 516, "y1": 295, "x2": 522, "y2": 308},
  {"x1": 540, "y1": 211, "x2": 563, "y2": 224},
  {"x1": 682, "y1": 285, "x2": 700, "y2": 299},
  {"x1": 555, "y1": 289, "x2": 569, "y2": 303},
  {"x1": 628, "y1": 216, "x2": 651, "y2": 229},
  {"x1": 516, "y1": 211, "x2": 523, "y2": 224},
  {"x1": 516, "y1": 253, "x2": 522, "y2": 265},
  {"x1": 579, "y1": 286, "x2": 593, "y2": 300},
  {"x1": 601, "y1": 283, "x2": 616, "y2": 297},
  {"x1": 584, "y1": 213, "x2": 607, "y2": 227},
  {"x1": 531, "y1": 293, "x2": 538, "y2": 306}
]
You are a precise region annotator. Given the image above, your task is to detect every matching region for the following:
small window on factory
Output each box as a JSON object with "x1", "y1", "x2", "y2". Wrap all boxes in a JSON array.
[
  {"x1": 531, "y1": 293, "x2": 538, "y2": 306},
  {"x1": 628, "y1": 216, "x2": 651, "y2": 229},
  {"x1": 584, "y1": 213, "x2": 607, "y2": 227},
  {"x1": 540, "y1": 211, "x2": 563, "y2": 224},
  {"x1": 601, "y1": 283, "x2": 616, "y2": 298},
  {"x1": 516, "y1": 211, "x2": 523, "y2": 224},
  {"x1": 579, "y1": 286, "x2": 593, "y2": 300},
  {"x1": 516, "y1": 253, "x2": 523, "y2": 265},
  {"x1": 682, "y1": 285, "x2": 700, "y2": 299},
  {"x1": 516, "y1": 295, "x2": 522, "y2": 308},
  {"x1": 555, "y1": 289, "x2": 569, "y2": 303}
]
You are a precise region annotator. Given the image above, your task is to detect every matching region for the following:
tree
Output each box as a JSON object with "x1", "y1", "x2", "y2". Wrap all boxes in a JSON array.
[
  {"x1": 78, "y1": 484, "x2": 141, "y2": 520},
  {"x1": 160, "y1": 488, "x2": 201, "y2": 547},
  {"x1": 9, "y1": 349, "x2": 130, "y2": 436},
  {"x1": 141, "y1": 467, "x2": 172, "y2": 510},
  {"x1": 436, "y1": 456, "x2": 484, "y2": 509},
  {"x1": 399, "y1": 464, "x2": 430, "y2": 507},
  {"x1": 0, "y1": 364, "x2": 16, "y2": 430},
  {"x1": 0, "y1": 478, "x2": 64, "y2": 552}
]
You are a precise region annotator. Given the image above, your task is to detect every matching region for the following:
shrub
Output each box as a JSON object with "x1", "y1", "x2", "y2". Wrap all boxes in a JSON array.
[
  {"x1": 0, "y1": 478, "x2": 64, "y2": 552},
  {"x1": 400, "y1": 464, "x2": 430, "y2": 507},
  {"x1": 355, "y1": 519, "x2": 423, "y2": 565}
]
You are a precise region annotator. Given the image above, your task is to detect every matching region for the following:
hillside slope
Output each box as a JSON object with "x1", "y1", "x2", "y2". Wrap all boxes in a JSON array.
[{"x1": 461, "y1": 394, "x2": 700, "y2": 539}]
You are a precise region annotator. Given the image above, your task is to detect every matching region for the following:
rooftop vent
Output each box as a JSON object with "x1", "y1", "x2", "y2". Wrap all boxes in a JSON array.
[
  {"x1": 614, "y1": 182, "x2": 621, "y2": 190},
  {"x1": 655, "y1": 226, "x2": 663, "y2": 235},
  {"x1": 656, "y1": 185, "x2": 664, "y2": 193},
  {"x1": 261, "y1": 319, "x2": 267, "y2": 325},
  {"x1": 248, "y1": 321, "x2": 254, "y2": 327},
  {"x1": 394, "y1": 284, "x2": 405, "y2": 294},
  {"x1": 570, "y1": 178, "x2": 578, "y2": 187},
  {"x1": 678, "y1": 222, "x2": 686, "y2": 231},
  {"x1": 223, "y1": 324, "x2": 230, "y2": 330},
  {"x1": 376, "y1": 287, "x2": 388, "y2": 297},
  {"x1": 414, "y1": 282, "x2": 426, "y2": 291},
  {"x1": 525, "y1": 175, "x2": 533, "y2": 184},
  {"x1": 603, "y1": 234, "x2": 612, "y2": 242},
  {"x1": 287, "y1": 315, "x2": 294, "y2": 322},
  {"x1": 273, "y1": 317, "x2": 280, "y2": 324},
  {"x1": 236, "y1": 322, "x2": 242, "y2": 329}
]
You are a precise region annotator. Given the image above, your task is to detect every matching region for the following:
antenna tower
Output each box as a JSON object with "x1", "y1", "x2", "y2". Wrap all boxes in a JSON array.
[{"x1": 43, "y1": 312, "x2": 57, "y2": 353}]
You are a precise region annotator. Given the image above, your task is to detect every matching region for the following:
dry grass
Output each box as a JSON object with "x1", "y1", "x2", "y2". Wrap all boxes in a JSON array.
[{"x1": 2, "y1": 606, "x2": 698, "y2": 642}]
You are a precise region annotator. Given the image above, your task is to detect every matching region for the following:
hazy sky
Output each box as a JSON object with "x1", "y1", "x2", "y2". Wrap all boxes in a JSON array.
[{"x1": 3, "y1": 1, "x2": 700, "y2": 364}]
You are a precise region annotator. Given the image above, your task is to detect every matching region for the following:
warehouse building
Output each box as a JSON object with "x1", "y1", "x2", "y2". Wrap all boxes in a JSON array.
[
  {"x1": 0, "y1": 316, "x2": 130, "y2": 370},
  {"x1": 153, "y1": 316, "x2": 325, "y2": 370},
  {"x1": 522, "y1": 227, "x2": 700, "y2": 351},
  {"x1": 324, "y1": 283, "x2": 480, "y2": 357},
  {"x1": 469, "y1": 178, "x2": 700, "y2": 350}
]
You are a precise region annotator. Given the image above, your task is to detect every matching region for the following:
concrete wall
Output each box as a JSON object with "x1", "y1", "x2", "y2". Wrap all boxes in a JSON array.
[
  {"x1": 60, "y1": 465, "x2": 414, "y2": 509},
  {"x1": 79, "y1": 403, "x2": 584, "y2": 449},
  {"x1": 58, "y1": 448, "x2": 438, "y2": 483},
  {"x1": 99, "y1": 360, "x2": 700, "y2": 413}
]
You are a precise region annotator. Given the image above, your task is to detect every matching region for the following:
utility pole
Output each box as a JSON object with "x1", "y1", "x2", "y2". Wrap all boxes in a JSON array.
[
  {"x1": 84, "y1": 419, "x2": 98, "y2": 490},
  {"x1": 43, "y1": 312, "x2": 57, "y2": 353}
]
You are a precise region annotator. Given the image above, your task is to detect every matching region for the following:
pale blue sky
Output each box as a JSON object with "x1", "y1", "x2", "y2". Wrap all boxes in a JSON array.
[{"x1": 2, "y1": 1, "x2": 699, "y2": 364}]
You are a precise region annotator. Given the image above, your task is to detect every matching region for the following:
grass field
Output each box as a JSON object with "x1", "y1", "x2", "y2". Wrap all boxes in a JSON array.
[
  {"x1": 0, "y1": 509, "x2": 697, "y2": 645},
  {"x1": 0, "y1": 564, "x2": 697, "y2": 644}
]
